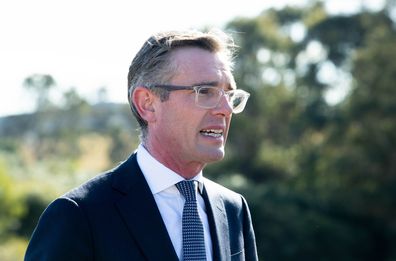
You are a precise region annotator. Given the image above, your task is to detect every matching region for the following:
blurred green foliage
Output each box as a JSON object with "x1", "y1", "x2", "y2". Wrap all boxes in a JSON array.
[
  {"x1": 1, "y1": 1, "x2": 395, "y2": 260},
  {"x1": 207, "y1": 1, "x2": 396, "y2": 260}
]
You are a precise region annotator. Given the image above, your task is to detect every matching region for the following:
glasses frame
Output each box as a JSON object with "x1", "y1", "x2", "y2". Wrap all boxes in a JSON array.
[{"x1": 154, "y1": 84, "x2": 250, "y2": 114}]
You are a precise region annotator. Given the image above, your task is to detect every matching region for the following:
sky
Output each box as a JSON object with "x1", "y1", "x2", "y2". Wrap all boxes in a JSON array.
[{"x1": 0, "y1": 0, "x2": 386, "y2": 117}]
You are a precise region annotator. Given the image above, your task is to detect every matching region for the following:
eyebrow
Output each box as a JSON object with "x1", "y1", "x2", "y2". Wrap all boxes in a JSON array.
[
  {"x1": 194, "y1": 81, "x2": 218, "y2": 87},
  {"x1": 195, "y1": 81, "x2": 235, "y2": 91}
]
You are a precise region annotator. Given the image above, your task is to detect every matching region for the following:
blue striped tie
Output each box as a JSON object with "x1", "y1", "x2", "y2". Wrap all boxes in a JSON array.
[{"x1": 176, "y1": 180, "x2": 207, "y2": 261}]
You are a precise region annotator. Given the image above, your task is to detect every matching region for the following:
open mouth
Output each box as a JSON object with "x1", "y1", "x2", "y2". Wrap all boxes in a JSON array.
[{"x1": 200, "y1": 129, "x2": 223, "y2": 138}]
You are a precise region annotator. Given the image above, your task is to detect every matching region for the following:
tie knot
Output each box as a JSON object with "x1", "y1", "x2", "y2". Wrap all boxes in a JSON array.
[{"x1": 176, "y1": 180, "x2": 196, "y2": 202}]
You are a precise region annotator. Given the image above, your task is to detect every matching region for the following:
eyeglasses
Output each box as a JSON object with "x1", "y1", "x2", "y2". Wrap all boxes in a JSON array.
[{"x1": 154, "y1": 84, "x2": 250, "y2": 114}]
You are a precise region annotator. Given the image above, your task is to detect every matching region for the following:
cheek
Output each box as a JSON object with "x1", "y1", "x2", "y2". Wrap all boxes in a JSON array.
[
  {"x1": 168, "y1": 98, "x2": 200, "y2": 124},
  {"x1": 157, "y1": 105, "x2": 196, "y2": 137},
  {"x1": 157, "y1": 95, "x2": 205, "y2": 138},
  {"x1": 174, "y1": 112, "x2": 200, "y2": 135}
]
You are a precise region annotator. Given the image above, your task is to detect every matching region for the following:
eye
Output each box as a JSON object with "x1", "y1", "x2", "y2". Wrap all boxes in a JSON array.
[
  {"x1": 199, "y1": 87, "x2": 211, "y2": 94},
  {"x1": 226, "y1": 90, "x2": 235, "y2": 98},
  {"x1": 198, "y1": 86, "x2": 217, "y2": 97}
]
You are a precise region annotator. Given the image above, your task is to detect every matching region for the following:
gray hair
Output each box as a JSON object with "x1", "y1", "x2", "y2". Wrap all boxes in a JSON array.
[{"x1": 127, "y1": 29, "x2": 237, "y2": 140}]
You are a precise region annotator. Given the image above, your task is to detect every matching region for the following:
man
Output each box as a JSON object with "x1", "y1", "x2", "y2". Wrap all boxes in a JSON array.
[{"x1": 25, "y1": 29, "x2": 258, "y2": 261}]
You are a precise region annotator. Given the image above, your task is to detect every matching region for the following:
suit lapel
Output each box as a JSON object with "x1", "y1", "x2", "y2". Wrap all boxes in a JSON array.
[
  {"x1": 202, "y1": 179, "x2": 230, "y2": 261},
  {"x1": 112, "y1": 154, "x2": 178, "y2": 261}
]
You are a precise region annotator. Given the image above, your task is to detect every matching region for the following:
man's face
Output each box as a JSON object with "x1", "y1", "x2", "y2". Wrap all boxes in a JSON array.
[{"x1": 148, "y1": 47, "x2": 235, "y2": 173}]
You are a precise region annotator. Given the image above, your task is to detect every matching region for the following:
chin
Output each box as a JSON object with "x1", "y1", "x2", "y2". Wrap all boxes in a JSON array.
[{"x1": 201, "y1": 148, "x2": 225, "y2": 163}]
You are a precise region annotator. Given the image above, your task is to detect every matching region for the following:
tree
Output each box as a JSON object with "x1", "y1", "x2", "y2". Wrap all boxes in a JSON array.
[
  {"x1": 23, "y1": 74, "x2": 56, "y2": 111},
  {"x1": 204, "y1": 2, "x2": 396, "y2": 259}
]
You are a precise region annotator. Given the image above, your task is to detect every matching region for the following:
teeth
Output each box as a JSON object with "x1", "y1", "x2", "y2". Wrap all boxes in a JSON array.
[{"x1": 200, "y1": 129, "x2": 223, "y2": 138}]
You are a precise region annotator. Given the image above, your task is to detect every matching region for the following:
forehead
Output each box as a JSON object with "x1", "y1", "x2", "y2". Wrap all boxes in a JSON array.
[{"x1": 169, "y1": 47, "x2": 235, "y2": 88}]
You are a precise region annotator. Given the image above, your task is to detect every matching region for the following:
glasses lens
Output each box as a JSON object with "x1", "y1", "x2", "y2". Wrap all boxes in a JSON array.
[
  {"x1": 196, "y1": 86, "x2": 222, "y2": 108},
  {"x1": 229, "y1": 90, "x2": 250, "y2": 114},
  {"x1": 195, "y1": 86, "x2": 250, "y2": 113}
]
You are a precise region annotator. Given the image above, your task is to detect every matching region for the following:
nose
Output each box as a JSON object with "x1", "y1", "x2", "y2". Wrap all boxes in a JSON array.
[{"x1": 212, "y1": 94, "x2": 233, "y2": 116}]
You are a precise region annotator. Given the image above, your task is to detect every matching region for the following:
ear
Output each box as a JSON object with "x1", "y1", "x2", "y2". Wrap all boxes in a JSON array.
[{"x1": 131, "y1": 87, "x2": 157, "y2": 123}]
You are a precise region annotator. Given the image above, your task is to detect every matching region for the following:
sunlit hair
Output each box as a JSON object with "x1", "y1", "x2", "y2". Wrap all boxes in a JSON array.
[{"x1": 127, "y1": 29, "x2": 237, "y2": 140}]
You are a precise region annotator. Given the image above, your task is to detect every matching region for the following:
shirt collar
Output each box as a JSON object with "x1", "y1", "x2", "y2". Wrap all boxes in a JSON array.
[{"x1": 136, "y1": 144, "x2": 204, "y2": 194}]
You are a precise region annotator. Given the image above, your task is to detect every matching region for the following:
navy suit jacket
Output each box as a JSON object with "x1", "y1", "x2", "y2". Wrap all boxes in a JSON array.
[{"x1": 25, "y1": 153, "x2": 258, "y2": 261}]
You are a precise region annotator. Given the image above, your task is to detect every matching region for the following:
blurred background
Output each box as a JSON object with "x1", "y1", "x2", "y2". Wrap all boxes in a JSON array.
[{"x1": 1, "y1": 0, "x2": 395, "y2": 260}]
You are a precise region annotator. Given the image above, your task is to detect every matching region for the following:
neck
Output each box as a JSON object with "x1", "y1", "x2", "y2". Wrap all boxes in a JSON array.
[{"x1": 142, "y1": 143, "x2": 205, "y2": 180}]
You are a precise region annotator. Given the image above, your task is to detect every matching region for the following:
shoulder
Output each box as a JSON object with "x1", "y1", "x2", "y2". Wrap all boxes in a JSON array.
[
  {"x1": 62, "y1": 153, "x2": 139, "y2": 204},
  {"x1": 63, "y1": 170, "x2": 114, "y2": 202},
  {"x1": 203, "y1": 177, "x2": 248, "y2": 209},
  {"x1": 203, "y1": 177, "x2": 240, "y2": 196},
  {"x1": 53, "y1": 165, "x2": 117, "y2": 213}
]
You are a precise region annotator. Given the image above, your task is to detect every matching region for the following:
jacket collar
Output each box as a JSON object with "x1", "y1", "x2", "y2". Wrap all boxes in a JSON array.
[
  {"x1": 111, "y1": 153, "x2": 230, "y2": 261},
  {"x1": 111, "y1": 153, "x2": 179, "y2": 261},
  {"x1": 202, "y1": 178, "x2": 231, "y2": 261}
]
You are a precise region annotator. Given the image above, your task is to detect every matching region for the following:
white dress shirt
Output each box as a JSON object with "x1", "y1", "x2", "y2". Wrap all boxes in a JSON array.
[{"x1": 136, "y1": 144, "x2": 213, "y2": 261}]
